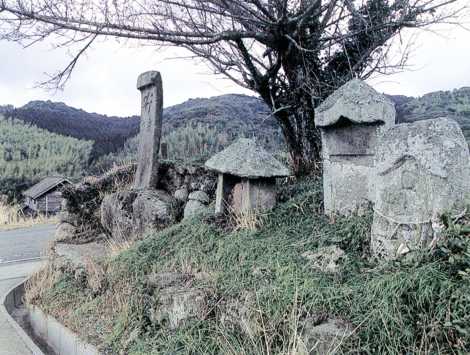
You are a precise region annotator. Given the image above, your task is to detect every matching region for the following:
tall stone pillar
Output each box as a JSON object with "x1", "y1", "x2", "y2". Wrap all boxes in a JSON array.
[{"x1": 134, "y1": 71, "x2": 163, "y2": 189}]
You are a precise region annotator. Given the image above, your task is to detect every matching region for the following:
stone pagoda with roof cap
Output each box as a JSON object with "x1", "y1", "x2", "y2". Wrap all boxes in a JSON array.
[
  {"x1": 315, "y1": 79, "x2": 396, "y2": 216},
  {"x1": 205, "y1": 138, "x2": 290, "y2": 214}
]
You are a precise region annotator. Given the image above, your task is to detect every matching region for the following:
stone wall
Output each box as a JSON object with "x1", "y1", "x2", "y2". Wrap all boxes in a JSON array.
[{"x1": 57, "y1": 162, "x2": 216, "y2": 243}]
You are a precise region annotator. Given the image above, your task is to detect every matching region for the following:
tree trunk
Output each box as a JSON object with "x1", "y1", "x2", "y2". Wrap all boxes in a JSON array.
[
  {"x1": 274, "y1": 105, "x2": 322, "y2": 176},
  {"x1": 289, "y1": 115, "x2": 322, "y2": 176}
]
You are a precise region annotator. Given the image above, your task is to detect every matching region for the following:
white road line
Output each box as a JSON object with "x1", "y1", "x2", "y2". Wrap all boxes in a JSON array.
[
  {"x1": 0, "y1": 275, "x2": 28, "y2": 282},
  {"x1": 0, "y1": 257, "x2": 44, "y2": 267}
]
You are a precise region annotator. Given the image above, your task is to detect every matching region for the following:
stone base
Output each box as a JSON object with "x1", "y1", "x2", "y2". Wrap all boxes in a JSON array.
[
  {"x1": 371, "y1": 215, "x2": 433, "y2": 259},
  {"x1": 100, "y1": 189, "x2": 177, "y2": 238}
]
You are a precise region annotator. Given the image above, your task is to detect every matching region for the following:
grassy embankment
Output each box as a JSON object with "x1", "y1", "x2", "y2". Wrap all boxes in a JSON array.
[{"x1": 26, "y1": 178, "x2": 469, "y2": 354}]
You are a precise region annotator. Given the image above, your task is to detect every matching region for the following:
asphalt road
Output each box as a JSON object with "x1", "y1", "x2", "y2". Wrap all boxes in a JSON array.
[
  {"x1": 0, "y1": 225, "x2": 56, "y2": 264},
  {"x1": 0, "y1": 225, "x2": 54, "y2": 354}
]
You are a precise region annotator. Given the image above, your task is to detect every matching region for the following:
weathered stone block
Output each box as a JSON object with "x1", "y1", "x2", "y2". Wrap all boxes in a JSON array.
[
  {"x1": 132, "y1": 189, "x2": 176, "y2": 234},
  {"x1": 371, "y1": 118, "x2": 470, "y2": 259},
  {"x1": 183, "y1": 190, "x2": 210, "y2": 219},
  {"x1": 100, "y1": 190, "x2": 136, "y2": 238},
  {"x1": 55, "y1": 222, "x2": 77, "y2": 242},
  {"x1": 174, "y1": 188, "x2": 189, "y2": 202},
  {"x1": 302, "y1": 245, "x2": 347, "y2": 273},
  {"x1": 218, "y1": 291, "x2": 262, "y2": 338},
  {"x1": 148, "y1": 272, "x2": 209, "y2": 330},
  {"x1": 100, "y1": 189, "x2": 176, "y2": 238},
  {"x1": 299, "y1": 317, "x2": 353, "y2": 355}
]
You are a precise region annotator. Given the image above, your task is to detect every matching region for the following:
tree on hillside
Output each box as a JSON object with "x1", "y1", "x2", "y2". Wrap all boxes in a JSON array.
[{"x1": 0, "y1": 0, "x2": 464, "y2": 174}]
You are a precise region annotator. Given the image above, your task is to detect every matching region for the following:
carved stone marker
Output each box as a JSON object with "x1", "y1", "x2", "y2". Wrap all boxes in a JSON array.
[
  {"x1": 205, "y1": 138, "x2": 290, "y2": 214},
  {"x1": 134, "y1": 71, "x2": 163, "y2": 189},
  {"x1": 314, "y1": 79, "x2": 396, "y2": 216},
  {"x1": 371, "y1": 118, "x2": 470, "y2": 259}
]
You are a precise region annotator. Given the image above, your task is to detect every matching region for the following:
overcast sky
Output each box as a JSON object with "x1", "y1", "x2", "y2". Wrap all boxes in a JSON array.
[{"x1": 0, "y1": 22, "x2": 469, "y2": 117}]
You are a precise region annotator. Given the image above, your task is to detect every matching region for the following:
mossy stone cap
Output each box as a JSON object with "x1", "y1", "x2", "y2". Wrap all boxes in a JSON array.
[
  {"x1": 205, "y1": 138, "x2": 291, "y2": 178},
  {"x1": 314, "y1": 79, "x2": 396, "y2": 127}
]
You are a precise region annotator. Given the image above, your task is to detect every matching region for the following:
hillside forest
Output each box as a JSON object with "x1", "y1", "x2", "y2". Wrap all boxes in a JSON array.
[
  {"x1": 0, "y1": 116, "x2": 93, "y2": 201},
  {"x1": 0, "y1": 87, "x2": 469, "y2": 203}
]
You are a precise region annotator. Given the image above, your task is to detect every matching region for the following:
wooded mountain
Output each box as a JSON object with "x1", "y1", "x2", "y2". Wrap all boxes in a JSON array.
[
  {"x1": 389, "y1": 88, "x2": 470, "y2": 142},
  {"x1": 3, "y1": 102, "x2": 140, "y2": 159},
  {"x1": 2, "y1": 94, "x2": 281, "y2": 160},
  {"x1": 0, "y1": 116, "x2": 93, "y2": 201},
  {"x1": 1, "y1": 87, "x2": 469, "y2": 171}
]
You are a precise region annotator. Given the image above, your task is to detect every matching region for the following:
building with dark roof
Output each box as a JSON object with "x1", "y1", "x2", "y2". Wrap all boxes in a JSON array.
[{"x1": 23, "y1": 176, "x2": 71, "y2": 214}]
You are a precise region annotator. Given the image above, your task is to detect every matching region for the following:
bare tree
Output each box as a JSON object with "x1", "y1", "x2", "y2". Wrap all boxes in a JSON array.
[{"x1": 0, "y1": 0, "x2": 465, "y2": 174}]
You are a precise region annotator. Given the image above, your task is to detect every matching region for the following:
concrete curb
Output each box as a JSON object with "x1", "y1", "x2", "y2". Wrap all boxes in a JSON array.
[
  {"x1": 1, "y1": 279, "x2": 45, "y2": 355},
  {"x1": 3, "y1": 279, "x2": 100, "y2": 355},
  {"x1": 27, "y1": 303, "x2": 100, "y2": 355}
]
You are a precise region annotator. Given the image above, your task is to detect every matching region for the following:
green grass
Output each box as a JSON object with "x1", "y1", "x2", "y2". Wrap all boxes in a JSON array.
[{"x1": 31, "y1": 177, "x2": 470, "y2": 354}]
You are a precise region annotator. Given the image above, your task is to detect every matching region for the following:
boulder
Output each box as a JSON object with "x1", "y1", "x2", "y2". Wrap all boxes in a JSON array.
[
  {"x1": 188, "y1": 190, "x2": 210, "y2": 204},
  {"x1": 174, "y1": 187, "x2": 189, "y2": 202},
  {"x1": 132, "y1": 189, "x2": 176, "y2": 234},
  {"x1": 183, "y1": 190, "x2": 211, "y2": 219},
  {"x1": 101, "y1": 189, "x2": 177, "y2": 238},
  {"x1": 55, "y1": 222, "x2": 77, "y2": 242},
  {"x1": 371, "y1": 118, "x2": 470, "y2": 259},
  {"x1": 302, "y1": 246, "x2": 347, "y2": 273},
  {"x1": 183, "y1": 200, "x2": 210, "y2": 219},
  {"x1": 100, "y1": 190, "x2": 137, "y2": 239},
  {"x1": 148, "y1": 272, "x2": 209, "y2": 330},
  {"x1": 299, "y1": 317, "x2": 353, "y2": 355},
  {"x1": 218, "y1": 291, "x2": 262, "y2": 338}
]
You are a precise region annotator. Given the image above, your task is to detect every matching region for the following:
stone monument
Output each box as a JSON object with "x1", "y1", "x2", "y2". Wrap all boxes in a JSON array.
[
  {"x1": 99, "y1": 71, "x2": 180, "y2": 239},
  {"x1": 314, "y1": 79, "x2": 396, "y2": 216},
  {"x1": 205, "y1": 138, "x2": 290, "y2": 214},
  {"x1": 371, "y1": 118, "x2": 470, "y2": 259},
  {"x1": 134, "y1": 71, "x2": 163, "y2": 189}
]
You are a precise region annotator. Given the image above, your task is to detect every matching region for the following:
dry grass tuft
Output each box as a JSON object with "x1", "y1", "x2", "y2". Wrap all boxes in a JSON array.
[
  {"x1": 84, "y1": 258, "x2": 107, "y2": 294},
  {"x1": 106, "y1": 237, "x2": 135, "y2": 257},
  {"x1": 24, "y1": 262, "x2": 60, "y2": 305},
  {"x1": 0, "y1": 202, "x2": 57, "y2": 230},
  {"x1": 227, "y1": 206, "x2": 265, "y2": 232}
]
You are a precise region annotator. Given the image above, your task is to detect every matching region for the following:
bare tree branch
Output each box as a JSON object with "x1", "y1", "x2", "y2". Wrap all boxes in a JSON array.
[{"x1": 0, "y1": 0, "x2": 466, "y2": 174}]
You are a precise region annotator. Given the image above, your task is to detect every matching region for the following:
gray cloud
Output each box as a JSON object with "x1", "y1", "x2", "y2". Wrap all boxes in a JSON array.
[{"x1": 0, "y1": 23, "x2": 468, "y2": 117}]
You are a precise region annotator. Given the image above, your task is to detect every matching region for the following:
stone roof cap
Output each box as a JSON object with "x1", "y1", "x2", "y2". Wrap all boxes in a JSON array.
[
  {"x1": 314, "y1": 79, "x2": 396, "y2": 128},
  {"x1": 205, "y1": 138, "x2": 291, "y2": 178},
  {"x1": 137, "y1": 71, "x2": 162, "y2": 90}
]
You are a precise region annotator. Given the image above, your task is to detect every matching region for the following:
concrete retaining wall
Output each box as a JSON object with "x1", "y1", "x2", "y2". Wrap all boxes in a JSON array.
[
  {"x1": 1, "y1": 280, "x2": 45, "y2": 355},
  {"x1": 27, "y1": 304, "x2": 99, "y2": 355},
  {"x1": 3, "y1": 280, "x2": 100, "y2": 355}
]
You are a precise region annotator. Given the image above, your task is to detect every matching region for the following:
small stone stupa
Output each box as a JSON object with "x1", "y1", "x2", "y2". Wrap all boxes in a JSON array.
[
  {"x1": 314, "y1": 79, "x2": 396, "y2": 216},
  {"x1": 205, "y1": 138, "x2": 290, "y2": 214}
]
